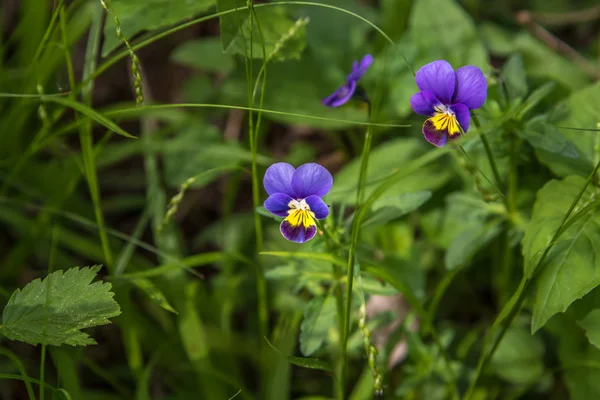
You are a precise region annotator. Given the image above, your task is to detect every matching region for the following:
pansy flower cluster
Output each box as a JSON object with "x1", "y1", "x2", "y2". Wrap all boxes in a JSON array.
[{"x1": 264, "y1": 57, "x2": 487, "y2": 242}]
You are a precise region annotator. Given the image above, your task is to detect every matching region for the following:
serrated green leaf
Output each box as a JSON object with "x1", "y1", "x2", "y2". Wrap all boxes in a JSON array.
[
  {"x1": 522, "y1": 176, "x2": 600, "y2": 332},
  {"x1": 1, "y1": 266, "x2": 121, "y2": 346},
  {"x1": 102, "y1": 0, "x2": 215, "y2": 56},
  {"x1": 578, "y1": 309, "x2": 600, "y2": 349},
  {"x1": 217, "y1": 2, "x2": 306, "y2": 61},
  {"x1": 299, "y1": 295, "x2": 336, "y2": 357}
]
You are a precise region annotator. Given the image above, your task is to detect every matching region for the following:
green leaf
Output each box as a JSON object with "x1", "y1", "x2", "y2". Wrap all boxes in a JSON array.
[
  {"x1": 265, "y1": 337, "x2": 332, "y2": 372},
  {"x1": 445, "y1": 218, "x2": 503, "y2": 270},
  {"x1": 1, "y1": 266, "x2": 121, "y2": 346},
  {"x1": 578, "y1": 309, "x2": 600, "y2": 349},
  {"x1": 550, "y1": 81, "x2": 600, "y2": 178},
  {"x1": 480, "y1": 24, "x2": 589, "y2": 91},
  {"x1": 363, "y1": 191, "x2": 432, "y2": 228},
  {"x1": 490, "y1": 326, "x2": 545, "y2": 385},
  {"x1": 299, "y1": 295, "x2": 337, "y2": 357},
  {"x1": 361, "y1": 260, "x2": 425, "y2": 317},
  {"x1": 43, "y1": 97, "x2": 136, "y2": 139},
  {"x1": 516, "y1": 82, "x2": 556, "y2": 120},
  {"x1": 52, "y1": 389, "x2": 72, "y2": 400},
  {"x1": 131, "y1": 278, "x2": 177, "y2": 314},
  {"x1": 330, "y1": 139, "x2": 449, "y2": 204},
  {"x1": 162, "y1": 123, "x2": 270, "y2": 187},
  {"x1": 409, "y1": 0, "x2": 488, "y2": 70},
  {"x1": 217, "y1": 2, "x2": 307, "y2": 61},
  {"x1": 552, "y1": 315, "x2": 600, "y2": 400},
  {"x1": 522, "y1": 176, "x2": 600, "y2": 332},
  {"x1": 519, "y1": 121, "x2": 581, "y2": 173},
  {"x1": 102, "y1": 0, "x2": 215, "y2": 56},
  {"x1": 171, "y1": 38, "x2": 235, "y2": 74},
  {"x1": 501, "y1": 54, "x2": 528, "y2": 100}
]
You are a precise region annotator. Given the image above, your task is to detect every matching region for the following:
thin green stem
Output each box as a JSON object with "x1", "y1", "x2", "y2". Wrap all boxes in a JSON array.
[
  {"x1": 40, "y1": 225, "x2": 60, "y2": 400},
  {"x1": 340, "y1": 105, "x2": 373, "y2": 397},
  {"x1": 59, "y1": 3, "x2": 113, "y2": 269},
  {"x1": 499, "y1": 132, "x2": 519, "y2": 303},
  {"x1": 464, "y1": 158, "x2": 600, "y2": 399},
  {"x1": 80, "y1": 2, "x2": 114, "y2": 269},
  {"x1": 239, "y1": 0, "x2": 269, "y2": 355},
  {"x1": 317, "y1": 219, "x2": 345, "y2": 400},
  {"x1": 471, "y1": 114, "x2": 505, "y2": 196},
  {"x1": 0, "y1": 348, "x2": 36, "y2": 400}
]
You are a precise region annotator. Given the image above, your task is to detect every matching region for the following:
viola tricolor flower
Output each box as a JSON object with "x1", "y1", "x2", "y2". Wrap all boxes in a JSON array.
[
  {"x1": 263, "y1": 162, "x2": 333, "y2": 243},
  {"x1": 322, "y1": 54, "x2": 373, "y2": 107},
  {"x1": 410, "y1": 60, "x2": 487, "y2": 147}
]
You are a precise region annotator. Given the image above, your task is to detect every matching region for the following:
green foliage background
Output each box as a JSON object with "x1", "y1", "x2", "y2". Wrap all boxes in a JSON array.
[{"x1": 1, "y1": 0, "x2": 600, "y2": 399}]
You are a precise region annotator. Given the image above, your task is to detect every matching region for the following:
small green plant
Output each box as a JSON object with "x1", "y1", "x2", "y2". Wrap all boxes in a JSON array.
[{"x1": 1, "y1": 266, "x2": 120, "y2": 347}]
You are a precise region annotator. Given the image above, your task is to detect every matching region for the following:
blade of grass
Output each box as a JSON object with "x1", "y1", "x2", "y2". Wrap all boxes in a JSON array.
[
  {"x1": 41, "y1": 96, "x2": 136, "y2": 138},
  {"x1": 0, "y1": 348, "x2": 36, "y2": 400}
]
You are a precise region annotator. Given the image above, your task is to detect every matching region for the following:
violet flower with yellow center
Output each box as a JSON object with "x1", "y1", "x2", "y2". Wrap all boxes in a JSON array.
[
  {"x1": 263, "y1": 162, "x2": 332, "y2": 243},
  {"x1": 410, "y1": 60, "x2": 487, "y2": 147},
  {"x1": 323, "y1": 54, "x2": 373, "y2": 107}
]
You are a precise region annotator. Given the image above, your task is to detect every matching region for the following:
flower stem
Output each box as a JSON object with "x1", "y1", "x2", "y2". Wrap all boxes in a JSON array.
[
  {"x1": 499, "y1": 132, "x2": 520, "y2": 303},
  {"x1": 340, "y1": 103, "x2": 373, "y2": 396},
  {"x1": 471, "y1": 114, "x2": 505, "y2": 197}
]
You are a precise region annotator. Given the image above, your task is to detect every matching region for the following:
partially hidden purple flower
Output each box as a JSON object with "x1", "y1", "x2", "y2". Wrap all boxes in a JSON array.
[
  {"x1": 322, "y1": 54, "x2": 373, "y2": 107},
  {"x1": 263, "y1": 162, "x2": 333, "y2": 243},
  {"x1": 410, "y1": 60, "x2": 487, "y2": 147}
]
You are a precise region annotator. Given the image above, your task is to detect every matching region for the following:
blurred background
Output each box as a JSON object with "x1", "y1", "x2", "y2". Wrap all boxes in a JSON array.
[{"x1": 0, "y1": 0, "x2": 599, "y2": 399}]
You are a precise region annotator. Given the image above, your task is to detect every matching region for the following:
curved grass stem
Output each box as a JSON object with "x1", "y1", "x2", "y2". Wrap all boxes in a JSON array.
[{"x1": 340, "y1": 104, "x2": 373, "y2": 397}]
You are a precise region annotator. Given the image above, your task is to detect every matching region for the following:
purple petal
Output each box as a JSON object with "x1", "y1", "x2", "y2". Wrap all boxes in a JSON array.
[
  {"x1": 348, "y1": 54, "x2": 373, "y2": 81},
  {"x1": 280, "y1": 218, "x2": 317, "y2": 243},
  {"x1": 264, "y1": 193, "x2": 293, "y2": 217},
  {"x1": 410, "y1": 90, "x2": 442, "y2": 116},
  {"x1": 292, "y1": 163, "x2": 333, "y2": 198},
  {"x1": 264, "y1": 162, "x2": 296, "y2": 197},
  {"x1": 415, "y1": 60, "x2": 456, "y2": 104},
  {"x1": 422, "y1": 119, "x2": 449, "y2": 148},
  {"x1": 322, "y1": 81, "x2": 357, "y2": 108},
  {"x1": 304, "y1": 195, "x2": 329, "y2": 220},
  {"x1": 453, "y1": 66, "x2": 487, "y2": 110},
  {"x1": 451, "y1": 103, "x2": 470, "y2": 133}
]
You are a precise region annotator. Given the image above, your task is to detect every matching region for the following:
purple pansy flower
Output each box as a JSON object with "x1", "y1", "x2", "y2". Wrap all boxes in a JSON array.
[
  {"x1": 410, "y1": 60, "x2": 487, "y2": 147},
  {"x1": 263, "y1": 162, "x2": 333, "y2": 243},
  {"x1": 322, "y1": 54, "x2": 373, "y2": 107}
]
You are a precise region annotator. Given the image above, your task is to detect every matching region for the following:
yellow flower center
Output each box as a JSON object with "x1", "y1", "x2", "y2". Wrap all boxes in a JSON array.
[
  {"x1": 429, "y1": 105, "x2": 461, "y2": 137},
  {"x1": 286, "y1": 199, "x2": 316, "y2": 228}
]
